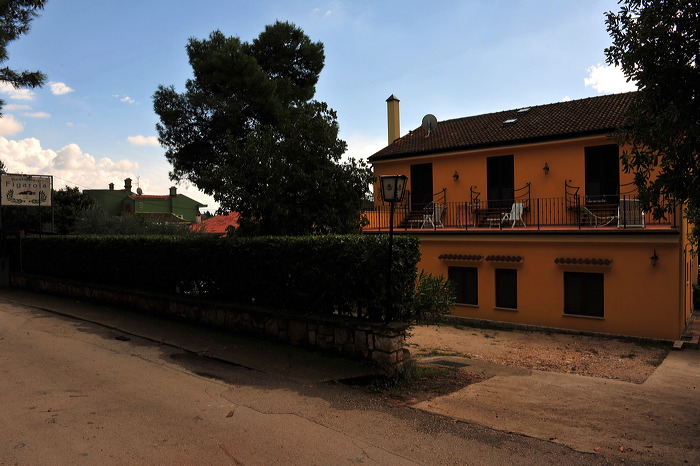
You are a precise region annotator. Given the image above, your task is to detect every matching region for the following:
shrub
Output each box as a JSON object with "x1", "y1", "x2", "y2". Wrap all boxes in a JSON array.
[
  {"x1": 411, "y1": 271, "x2": 456, "y2": 323},
  {"x1": 8, "y1": 234, "x2": 421, "y2": 323}
]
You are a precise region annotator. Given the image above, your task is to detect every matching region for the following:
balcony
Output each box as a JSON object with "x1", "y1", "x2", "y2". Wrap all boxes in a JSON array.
[{"x1": 361, "y1": 195, "x2": 677, "y2": 233}]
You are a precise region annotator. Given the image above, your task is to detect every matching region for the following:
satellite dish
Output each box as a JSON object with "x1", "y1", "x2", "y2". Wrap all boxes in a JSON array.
[
  {"x1": 136, "y1": 187, "x2": 143, "y2": 195},
  {"x1": 421, "y1": 114, "x2": 438, "y2": 136}
]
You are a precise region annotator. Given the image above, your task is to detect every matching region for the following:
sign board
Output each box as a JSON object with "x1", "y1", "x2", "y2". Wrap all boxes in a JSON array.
[{"x1": 1, "y1": 174, "x2": 53, "y2": 206}]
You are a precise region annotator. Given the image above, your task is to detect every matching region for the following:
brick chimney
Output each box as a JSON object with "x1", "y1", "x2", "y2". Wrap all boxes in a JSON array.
[
  {"x1": 124, "y1": 178, "x2": 132, "y2": 192},
  {"x1": 109, "y1": 182, "x2": 114, "y2": 190},
  {"x1": 386, "y1": 94, "x2": 400, "y2": 145},
  {"x1": 169, "y1": 186, "x2": 177, "y2": 197}
]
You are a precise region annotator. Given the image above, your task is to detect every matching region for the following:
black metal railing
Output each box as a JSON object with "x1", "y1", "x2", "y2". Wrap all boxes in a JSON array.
[{"x1": 362, "y1": 194, "x2": 676, "y2": 231}]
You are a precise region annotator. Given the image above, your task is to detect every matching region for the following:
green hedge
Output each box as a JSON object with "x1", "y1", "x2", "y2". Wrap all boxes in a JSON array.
[{"x1": 8, "y1": 234, "x2": 420, "y2": 323}]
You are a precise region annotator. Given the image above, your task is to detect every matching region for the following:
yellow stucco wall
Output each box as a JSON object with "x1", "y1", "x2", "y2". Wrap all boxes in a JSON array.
[
  {"x1": 373, "y1": 135, "x2": 637, "y2": 205},
  {"x1": 370, "y1": 135, "x2": 691, "y2": 340},
  {"x1": 417, "y1": 233, "x2": 682, "y2": 340}
]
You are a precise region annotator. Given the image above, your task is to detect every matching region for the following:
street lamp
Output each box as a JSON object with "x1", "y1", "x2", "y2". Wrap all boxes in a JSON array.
[{"x1": 380, "y1": 175, "x2": 408, "y2": 320}]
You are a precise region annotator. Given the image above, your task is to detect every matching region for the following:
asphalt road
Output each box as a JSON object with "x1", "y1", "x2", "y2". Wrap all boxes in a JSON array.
[{"x1": 0, "y1": 300, "x2": 612, "y2": 465}]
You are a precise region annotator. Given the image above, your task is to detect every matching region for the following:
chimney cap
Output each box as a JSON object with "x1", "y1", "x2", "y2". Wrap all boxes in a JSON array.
[{"x1": 386, "y1": 94, "x2": 399, "y2": 102}]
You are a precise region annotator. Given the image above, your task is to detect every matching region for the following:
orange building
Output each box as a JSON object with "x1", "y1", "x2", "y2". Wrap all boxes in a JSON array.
[{"x1": 365, "y1": 93, "x2": 696, "y2": 340}]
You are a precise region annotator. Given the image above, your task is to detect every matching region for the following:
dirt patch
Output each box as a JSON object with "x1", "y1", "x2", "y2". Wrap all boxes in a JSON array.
[
  {"x1": 407, "y1": 323, "x2": 670, "y2": 384},
  {"x1": 364, "y1": 364, "x2": 493, "y2": 405}
]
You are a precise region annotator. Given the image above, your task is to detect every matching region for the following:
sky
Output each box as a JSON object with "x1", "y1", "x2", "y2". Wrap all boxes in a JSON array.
[{"x1": 0, "y1": 0, "x2": 636, "y2": 212}]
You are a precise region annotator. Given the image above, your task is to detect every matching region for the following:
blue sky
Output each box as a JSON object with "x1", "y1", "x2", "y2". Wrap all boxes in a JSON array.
[{"x1": 0, "y1": 0, "x2": 635, "y2": 212}]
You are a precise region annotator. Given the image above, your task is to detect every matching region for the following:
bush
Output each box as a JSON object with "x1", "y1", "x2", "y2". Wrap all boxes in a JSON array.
[
  {"x1": 72, "y1": 209, "x2": 196, "y2": 236},
  {"x1": 411, "y1": 271, "x2": 456, "y2": 323},
  {"x1": 8, "y1": 234, "x2": 421, "y2": 323}
]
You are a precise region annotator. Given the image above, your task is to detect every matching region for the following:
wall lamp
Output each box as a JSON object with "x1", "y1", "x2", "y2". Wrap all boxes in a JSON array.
[
  {"x1": 650, "y1": 249, "x2": 659, "y2": 267},
  {"x1": 453, "y1": 171, "x2": 459, "y2": 182},
  {"x1": 543, "y1": 162, "x2": 550, "y2": 175}
]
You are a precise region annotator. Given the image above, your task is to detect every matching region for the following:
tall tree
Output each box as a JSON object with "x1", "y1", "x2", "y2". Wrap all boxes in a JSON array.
[
  {"x1": 0, "y1": 0, "x2": 47, "y2": 113},
  {"x1": 153, "y1": 22, "x2": 372, "y2": 236},
  {"x1": 605, "y1": 0, "x2": 700, "y2": 243},
  {"x1": 52, "y1": 186, "x2": 97, "y2": 234}
]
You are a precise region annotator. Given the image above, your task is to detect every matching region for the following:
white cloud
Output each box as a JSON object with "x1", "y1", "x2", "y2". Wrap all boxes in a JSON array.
[
  {"x1": 561, "y1": 96, "x2": 572, "y2": 102},
  {"x1": 49, "y1": 81, "x2": 75, "y2": 95},
  {"x1": 584, "y1": 64, "x2": 637, "y2": 93},
  {"x1": 22, "y1": 111, "x2": 51, "y2": 119},
  {"x1": 343, "y1": 133, "x2": 385, "y2": 161},
  {"x1": 0, "y1": 81, "x2": 35, "y2": 100},
  {"x1": 4, "y1": 104, "x2": 30, "y2": 111},
  {"x1": 312, "y1": 2, "x2": 340, "y2": 18},
  {"x1": 0, "y1": 135, "x2": 214, "y2": 209},
  {"x1": 0, "y1": 115, "x2": 24, "y2": 135},
  {"x1": 112, "y1": 94, "x2": 137, "y2": 104},
  {"x1": 0, "y1": 136, "x2": 138, "y2": 190},
  {"x1": 127, "y1": 135, "x2": 159, "y2": 146}
]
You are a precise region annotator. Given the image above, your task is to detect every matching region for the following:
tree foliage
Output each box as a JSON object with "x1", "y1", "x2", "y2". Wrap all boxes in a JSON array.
[
  {"x1": 605, "y1": 0, "x2": 700, "y2": 243},
  {"x1": 71, "y1": 209, "x2": 196, "y2": 236},
  {"x1": 52, "y1": 186, "x2": 97, "y2": 234},
  {"x1": 153, "y1": 22, "x2": 373, "y2": 236},
  {"x1": 0, "y1": 0, "x2": 46, "y2": 113},
  {"x1": 0, "y1": 184, "x2": 96, "y2": 234}
]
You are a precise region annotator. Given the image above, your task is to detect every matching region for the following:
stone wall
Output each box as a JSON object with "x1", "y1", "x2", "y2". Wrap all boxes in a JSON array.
[{"x1": 11, "y1": 274, "x2": 410, "y2": 371}]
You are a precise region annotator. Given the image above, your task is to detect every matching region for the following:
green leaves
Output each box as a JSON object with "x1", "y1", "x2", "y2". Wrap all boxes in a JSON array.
[
  {"x1": 411, "y1": 271, "x2": 456, "y2": 323},
  {"x1": 12, "y1": 234, "x2": 421, "y2": 324},
  {"x1": 0, "y1": 0, "x2": 47, "y2": 113},
  {"x1": 154, "y1": 22, "x2": 371, "y2": 236},
  {"x1": 605, "y1": 0, "x2": 700, "y2": 245}
]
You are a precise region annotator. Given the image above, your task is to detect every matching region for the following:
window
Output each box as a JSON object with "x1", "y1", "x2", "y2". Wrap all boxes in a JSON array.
[
  {"x1": 448, "y1": 267, "x2": 478, "y2": 306},
  {"x1": 564, "y1": 272, "x2": 604, "y2": 317},
  {"x1": 495, "y1": 268, "x2": 517, "y2": 309}
]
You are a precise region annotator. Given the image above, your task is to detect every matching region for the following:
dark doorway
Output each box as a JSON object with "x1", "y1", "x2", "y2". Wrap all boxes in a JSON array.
[
  {"x1": 410, "y1": 163, "x2": 433, "y2": 211},
  {"x1": 487, "y1": 155, "x2": 514, "y2": 208},
  {"x1": 585, "y1": 144, "x2": 620, "y2": 204}
]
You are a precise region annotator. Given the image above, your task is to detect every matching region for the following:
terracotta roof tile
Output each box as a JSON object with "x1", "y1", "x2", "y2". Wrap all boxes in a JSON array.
[
  {"x1": 438, "y1": 254, "x2": 484, "y2": 261},
  {"x1": 486, "y1": 255, "x2": 524, "y2": 263},
  {"x1": 191, "y1": 213, "x2": 240, "y2": 236},
  {"x1": 369, "y1": 92, "x2": 635, "y2": 162},
  {"x1": 554, "y1": 257, "x2": 613, "y2": 266}
]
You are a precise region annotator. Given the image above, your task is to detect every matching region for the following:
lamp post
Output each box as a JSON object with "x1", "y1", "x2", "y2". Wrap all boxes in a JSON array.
[{"x1": 380, "y1": 174, "x2": 408, "y2": 320}]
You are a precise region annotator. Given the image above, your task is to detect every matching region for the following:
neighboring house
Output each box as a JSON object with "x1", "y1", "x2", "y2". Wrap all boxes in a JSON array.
[
  {"x1": 84, "y1": 179, "x2": 206, "y2": 224},
  {"x1": 190, "y1": 212, "x2": 240, "y2": 237},
  {"x1": 365, "y1": 93, "x2": 697, "y2": 340}
]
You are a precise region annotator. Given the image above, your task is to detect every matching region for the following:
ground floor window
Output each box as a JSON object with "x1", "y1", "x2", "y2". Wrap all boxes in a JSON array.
[
  {"x1": 448, "y1": 266, "x2": 478, "y2": 305},
  {"x1": 495, "y1": 268, "x2": 517, "y2": 309},
  {"x1": 564, "y1": 272, "x2": 604, "y2": 317}
]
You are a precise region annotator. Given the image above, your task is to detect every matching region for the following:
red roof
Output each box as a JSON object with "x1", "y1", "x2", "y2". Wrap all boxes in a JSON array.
[
  {"x1": 131, "y1": 195, "x2": 171, "y2": 200},
  {"x1": 191, "y1": 213, "x2": 240, "y2": 236},
  {"x1": 369, "y1": 92, "x2": 635, "y2": 162}
]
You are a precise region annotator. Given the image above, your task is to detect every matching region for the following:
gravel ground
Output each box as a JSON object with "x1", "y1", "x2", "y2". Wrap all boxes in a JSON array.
[{"x1": 407, "y1": 323, "x2": 670, "y2": 384}]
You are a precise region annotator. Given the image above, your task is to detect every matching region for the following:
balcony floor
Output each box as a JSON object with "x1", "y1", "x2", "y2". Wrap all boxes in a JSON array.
[{"x1": 362, "y1": 223, "x2": 676, "y2": 234}]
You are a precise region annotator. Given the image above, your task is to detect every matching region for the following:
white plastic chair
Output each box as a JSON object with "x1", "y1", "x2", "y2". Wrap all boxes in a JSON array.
[
  {"x1": 421, "y1": 202, "x2": 445, "y2": 228},
  {"x1": 501, "y1": 203, "x2": 526, "y2": 227}
]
